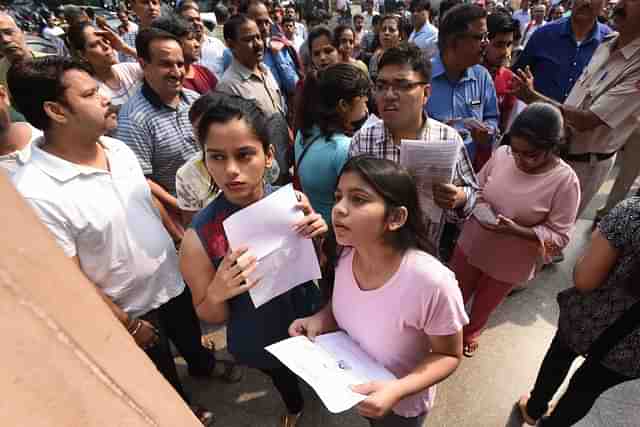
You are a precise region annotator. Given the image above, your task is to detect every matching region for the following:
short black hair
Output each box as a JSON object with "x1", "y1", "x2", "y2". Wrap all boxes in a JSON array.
[
  {"x1": 7, "y1": 57, "x2": 92, "y2": 130},
  {"x1": 197, "y1": 92, "x2": 271, "y2": 154},
  {"x1": 438, "y1": 4, "x2": 487, "y2": 52},
  {"x1": 410, "y1": 0, "x2": 431, "y2": 13},
  {"x1": 223, "y1": 14, "x2": 254, "y2": 42},
  {"x1": 177, "y1": 1, "x2": 199, "y2": 15},
  {"x1": 371, "y1": 14, "x2": 382, "y2": 27},
  {"x1": 151, "y1": 14, "x2": 194, "y2": 39},
  {"x1": 84, "y1": 7, "x2": 95, "y2": 20},
  {"x1": 378, "y1": 42, "x2": 432, "y2": 83},
  {"x1": 135, "y1": 27, "x2": 181, "y2": 62},
  {"x1": 282, "y1": 16, "x2": 295, "y2": 26},
  {"x1": 438, "y1": 0, "x2": 463, "y2": 21},
  {"x1": 487, "y1": 11, "x2": 517, "y2": 39},
  {"x1": 307, "y1": 25, "x2": 335, "y2": 51}
]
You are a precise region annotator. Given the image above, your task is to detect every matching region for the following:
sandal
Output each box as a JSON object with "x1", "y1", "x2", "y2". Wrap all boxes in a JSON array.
[
  {"x1": 517, "y1": 394, "x2": 538, "y2": 426},
  {"x1": 281, "y1": 411, "x2": 302, "y2": 427},
  {"x1": 190, "y1": 405, "x2": 215, "y2": 426},
  {"x1": 463, "y1": 342, "x2": 479, "y2": 358},
  {"x1": 210, "y1": 359, "x2": 244, "y2": 383}
]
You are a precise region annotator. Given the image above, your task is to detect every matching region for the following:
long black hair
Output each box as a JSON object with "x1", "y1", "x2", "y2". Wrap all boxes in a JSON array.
[
  {"x1": 321, "y1": 156, "x2": 434, "y2": 294},
  {"x1": 299, "y1": 63, "x2": 370, "y2": 140}
]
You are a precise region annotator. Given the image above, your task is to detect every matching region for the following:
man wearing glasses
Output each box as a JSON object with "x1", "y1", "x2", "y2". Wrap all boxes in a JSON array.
[
  {"x1": 350, "y1": 43, "x2": 478, "y2": 260},
  {"x1": 425, "y1": 4, "x2": 499, "y2": 167}
]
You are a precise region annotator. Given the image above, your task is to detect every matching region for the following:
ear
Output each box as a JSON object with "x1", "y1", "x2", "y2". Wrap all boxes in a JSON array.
[
  {"x1": 138, "y1": 57, "x2": 147, "y2": 69},
  {"x1": 386, "y1": 206, "x2": 408, "y2": 231},
  {"x1": 337, "y1": 98, "x2": 350, "y2": 115},
  {"x1": 43, "y1": 100, "x2": 69, "y2": 126},
  {"x1": 423, "y1": 83, "x2": 432, "y2": 100}
]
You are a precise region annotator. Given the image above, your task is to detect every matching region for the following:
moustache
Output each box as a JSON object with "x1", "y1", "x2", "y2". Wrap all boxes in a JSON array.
[{"x1": 105, "y1": 104, "x2": 119, "y2": 117}]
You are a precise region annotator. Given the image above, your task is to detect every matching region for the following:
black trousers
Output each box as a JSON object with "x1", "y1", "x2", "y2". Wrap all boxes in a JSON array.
[
  {"x1": 259, "y1": 366, "x2": 304, "y2": 415},
  {"x1": 142, "y1": 288, "x2": 216, "y2": 403},
  {"x1": 527, "y1": 332, "x2": 631, "y2": 426}
]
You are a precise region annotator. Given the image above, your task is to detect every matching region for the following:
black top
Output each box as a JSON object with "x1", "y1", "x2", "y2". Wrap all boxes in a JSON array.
[{"x1": 191, "y1": 187, "x2": 298, "y2": 369}]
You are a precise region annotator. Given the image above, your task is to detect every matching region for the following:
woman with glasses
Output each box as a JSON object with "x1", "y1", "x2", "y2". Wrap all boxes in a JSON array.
[
  {"x1": 368, "y1": 15, "x2": 403, "y2": 81},
  {"x1": 449, "y1": 103, "x2": 581, "y2": 357}
]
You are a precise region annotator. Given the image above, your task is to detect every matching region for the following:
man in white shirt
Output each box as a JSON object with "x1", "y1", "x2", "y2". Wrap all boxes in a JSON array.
[
  {"x1": 409, "y1": 0, "x2": 439, "y2": 59},
  {"x1": 284, "y1": 4, "x2": 307, "y2": 41},
  {"x1": 512, "y1": 0, "x2": 531, "y2": 34},
  {"x1": 178, "y1": 1, "x2": 226, "y2": 77},
  {"x1": 0, "y1": 84, "x2": 41, "y2": 174},
  {"x1": 8, "y1": 57, "x2": 223, "y2": 426},
  {"x1": 522, "y1": 3, "x2": 547, "y2": 46}
]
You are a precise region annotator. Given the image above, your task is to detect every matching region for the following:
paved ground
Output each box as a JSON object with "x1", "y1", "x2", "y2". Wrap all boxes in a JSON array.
[{"x1": 174, "y1": 171, "x2": 640, "y2": 426}]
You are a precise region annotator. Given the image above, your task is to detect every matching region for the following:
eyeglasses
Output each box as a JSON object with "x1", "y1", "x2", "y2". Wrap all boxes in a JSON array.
[
  {"x1": 374, "y1": 80, "x2": 428, "y2": 94},
  {"x1": 506, "y1": 145, "x2": 548, "y2": 161},
  {"x1": 464, "y1": 31, "x2": 490, "y2": 42}
]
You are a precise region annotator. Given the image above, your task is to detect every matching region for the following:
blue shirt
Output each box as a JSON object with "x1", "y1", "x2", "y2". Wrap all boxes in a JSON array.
[
  {"x1": 223, "y1": 44, "x2": 299, "y2": 97},
  {"x1": 409, "y1": 22, "x2": 439, "y2": 59},
  {"x1": 426, "y1": 55, "x2": 499, "y2": 161},
  {"x1": 514, "y1": 17, "x2": 612, "y2": 102},
  {"x1": 294, "y1": 127, "x2": 350, "y2": 225}
]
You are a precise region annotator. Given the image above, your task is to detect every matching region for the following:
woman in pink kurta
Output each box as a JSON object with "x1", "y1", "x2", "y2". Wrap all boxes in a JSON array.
[{"x1": 450, "y1": 103, "x2": 581, "y2": 357}]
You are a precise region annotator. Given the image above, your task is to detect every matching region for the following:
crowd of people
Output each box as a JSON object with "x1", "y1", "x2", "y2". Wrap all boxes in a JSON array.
[{"x1": 1, "y1": 0, "x2": 639, "y2": 426}]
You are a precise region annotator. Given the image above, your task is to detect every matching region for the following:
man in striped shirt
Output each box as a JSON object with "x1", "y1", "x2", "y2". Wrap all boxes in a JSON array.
[
  {"x1": 115, "y1": 28, "x2": 200, "y2": 243},
  {"x1": 119, "y1": 0, "x2": 162, "y2": 63},
  {"x1": 350, "y1": 43, "x2": 478, "y2": 260}
]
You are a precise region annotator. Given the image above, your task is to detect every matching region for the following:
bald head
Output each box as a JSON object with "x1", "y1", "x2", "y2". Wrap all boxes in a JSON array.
[{"x1": 0, "y1": 13, "x2": 28, "y2": 62}]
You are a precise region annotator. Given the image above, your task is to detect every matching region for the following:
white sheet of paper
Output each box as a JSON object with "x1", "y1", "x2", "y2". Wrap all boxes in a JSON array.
[
  {"x1": 265, "y1": 332, "x2": 396, "y2": 413},
  {"x1": 222, "y1": 184, "x2": 322, "y2": 308},
  {"x1": 473, "y1": 203, "x2": 498, "y2": 225},
  {"x1": 399, "y1": 140, "x2": 460, "y2": 223}
]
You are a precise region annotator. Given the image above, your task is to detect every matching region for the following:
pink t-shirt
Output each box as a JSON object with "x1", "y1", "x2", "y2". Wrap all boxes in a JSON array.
[
  {"x1": 332, "y1": 248, "x2": 469, "y2": 418},
  {"x1": 458, "y1": 146, "x2": 581, "y2": 284}
]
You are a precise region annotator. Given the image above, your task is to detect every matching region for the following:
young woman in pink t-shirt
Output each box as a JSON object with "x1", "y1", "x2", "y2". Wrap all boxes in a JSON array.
[
  {"x1": 450, "y1": 103, "x2": 581, "y2": 358},
  {"x1": 289, "y1": 156, "x2": 468, "y2": 427}
]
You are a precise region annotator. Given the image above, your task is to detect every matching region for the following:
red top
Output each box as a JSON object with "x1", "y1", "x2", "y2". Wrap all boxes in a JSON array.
[
  {"x1": 183, "y1": 64, "x2": 218, "y2": 94},
  {"x1": 493, "y1": 66, "x2": 517, "y2": 133}
]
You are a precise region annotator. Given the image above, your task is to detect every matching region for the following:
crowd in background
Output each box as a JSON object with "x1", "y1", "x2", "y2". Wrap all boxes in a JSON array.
[{"x1": 1, "y1": 0, "x2": 639, "y2": 426}]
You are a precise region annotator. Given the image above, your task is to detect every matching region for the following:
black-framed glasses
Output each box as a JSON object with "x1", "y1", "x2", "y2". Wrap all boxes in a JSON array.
[{"x1": 373, "y1": 80, "x2": 429, "y2": 95}]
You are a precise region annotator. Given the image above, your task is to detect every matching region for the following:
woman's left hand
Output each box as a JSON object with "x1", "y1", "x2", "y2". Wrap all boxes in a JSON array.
[
  {"x1": 351, "y1": 381, "x2": 401, "y2": 419},
  {"x1": 293, "y1": 191, "x2": 328, "y2": 239},
  {"x1": 483, "y1": 214, "x2": 520, "y2": 235}
]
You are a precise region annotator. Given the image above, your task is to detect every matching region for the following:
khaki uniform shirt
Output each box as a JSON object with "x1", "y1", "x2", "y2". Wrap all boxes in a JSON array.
[
  {"x1": 217, "y1": 58, "x2": 284, "y2": 116},
  {"x1": 565, "y1": 33, "x2": 640, "y2": 154}
]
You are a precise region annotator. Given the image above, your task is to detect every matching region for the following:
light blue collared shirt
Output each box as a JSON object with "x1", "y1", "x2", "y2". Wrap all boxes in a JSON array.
[
  {"x1": 426, "y1": 54, "x2": 499, "y2": 161},
  {"x1": 409, "y1": 22, "x2": 439, "y2": 59}
]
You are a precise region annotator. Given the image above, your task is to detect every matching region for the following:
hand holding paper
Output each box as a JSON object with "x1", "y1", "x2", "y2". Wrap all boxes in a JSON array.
[{"x1": 223, "y1": 185, "x2": 323, "y2": 308}]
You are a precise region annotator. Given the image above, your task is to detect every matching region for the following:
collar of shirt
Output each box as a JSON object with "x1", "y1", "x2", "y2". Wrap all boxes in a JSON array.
[
  {"x1": 372, "y1": 115, "x2": 431, "y2": 146},
  {"x1": 432, "y1": 54, "x2": 475, "y2": 83},
  {"x1": 411, "y1": 22, "x2": 437, "y2": 38},
  {"x1": 141, "y1": 80, "x2": 191, "y2": 111},
  {"x1": 609, "y1": 33, "x2": 640, "y2": 60},
  {"x1": 229, "y1": 57, "x2": 268, "y2": 82},
  {"x1": 29, "y1": 136, "x2": 120, "y2": 183},
  {"x1": 559, "y1": 17, "x2": 607, "y2": 45}
]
